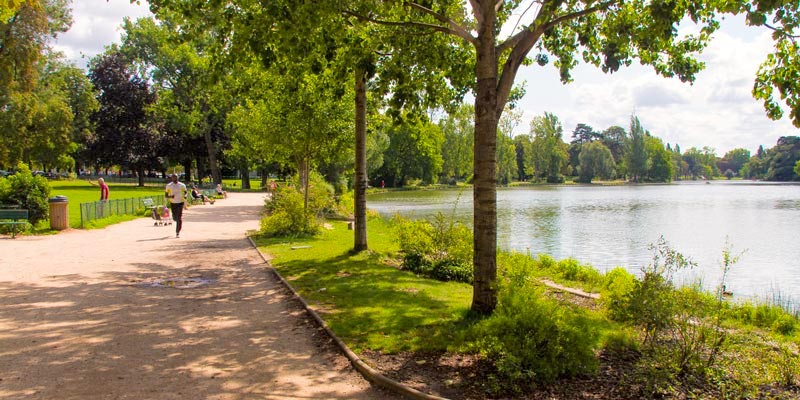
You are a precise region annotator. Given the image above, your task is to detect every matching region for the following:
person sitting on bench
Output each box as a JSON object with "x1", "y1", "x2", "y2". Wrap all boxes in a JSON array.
[
  {"x1": 215, "y1": 183, "x2": 227, "y2": 199},
  {"x1": 191, "y1": 185, "x2": 215, "y2": 205}
]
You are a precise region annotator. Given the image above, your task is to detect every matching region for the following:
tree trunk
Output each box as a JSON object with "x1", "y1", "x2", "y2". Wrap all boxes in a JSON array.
[
  {"x1": 137, "y1": 166, "x2": 145, "y2": 187},
  {"x1": 240, "y1": 166, "x2": 251, "y2": 189},
  {"x1": 353, "y1": 68, "x2": 368, "y2": 252},
  {"x1": 182, "y1": 161, "x2": 192, "y2": 182},
  {"x1": 203, "y1": 127, "x2": 222, "y2": 184},
  {"x1": 471, "y1": 3, "x2": 499, "y2": 315}
]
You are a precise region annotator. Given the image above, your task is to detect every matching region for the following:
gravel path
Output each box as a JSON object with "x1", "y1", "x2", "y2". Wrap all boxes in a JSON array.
[{"x1": 0, "y1": 193, "x2": 397, "y2": 400}]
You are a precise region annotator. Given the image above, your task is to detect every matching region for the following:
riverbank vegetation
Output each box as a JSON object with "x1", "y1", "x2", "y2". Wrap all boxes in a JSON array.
[{"x1": 256, "y1": 212, "x2": 799, "y2": 399}]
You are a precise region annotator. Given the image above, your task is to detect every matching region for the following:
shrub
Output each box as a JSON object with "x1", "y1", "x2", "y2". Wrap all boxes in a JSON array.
[
  {"x1": 601, "y1": 267, "x2": 637, "y2": 321},
  {"x1": 261, "y1": 184, "x2": 319, "y2": 237},
  {"x1": 470, "y1": 287, "x2": 600, "y2": 393},
  {"x1": 335, "y1": 191, "x2": 355, "y2": 219},
  {"x1": 0, "y1": 163, "x2": 50, "y2": 226},
  {"x1": 431, "y1": 259, "x2": 472, "y2": 284},
  {"x1": 536, "y1": 253, "x2": 557, "y2": 270},
  {"x1": 394, "y1": 212, "x2": 473, "y2": 283},
  {"x1": 555, "y1": 258, "x2": 604, "y2": 285}
]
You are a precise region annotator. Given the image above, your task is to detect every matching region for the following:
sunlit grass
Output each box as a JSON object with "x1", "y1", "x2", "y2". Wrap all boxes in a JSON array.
[
  {"x1": 255, "y1": 218, "x2": 473, "y2": 353},
  {"x1": 47, "y1": 179, "x2": 166, "y2": 229}
]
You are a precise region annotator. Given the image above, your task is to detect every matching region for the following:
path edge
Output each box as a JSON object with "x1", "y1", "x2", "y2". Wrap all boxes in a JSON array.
[{"x1": 247, "y1": 237, "x2": 451, "y2": 400}]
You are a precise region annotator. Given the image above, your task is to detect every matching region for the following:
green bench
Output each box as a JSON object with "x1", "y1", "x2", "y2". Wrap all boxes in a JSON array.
[{"x1": 0, "y1": 208, "x2": 29, "y2": 238}]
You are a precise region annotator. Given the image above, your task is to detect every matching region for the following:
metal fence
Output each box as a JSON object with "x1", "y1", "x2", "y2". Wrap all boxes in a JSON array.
[{"x1": 80, "y1": 196, "x2": 167, "y2": 228}]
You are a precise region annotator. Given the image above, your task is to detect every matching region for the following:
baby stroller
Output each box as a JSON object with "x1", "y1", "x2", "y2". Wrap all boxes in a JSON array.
[{"x1": 151, "y1": 205, "x2": 173, "y2": 226}]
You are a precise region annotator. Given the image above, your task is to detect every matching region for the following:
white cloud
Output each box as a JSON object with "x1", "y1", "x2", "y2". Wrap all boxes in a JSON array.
[
  {"x1": 53, "y1": 0, "x2": 152, "y2": 68},
  {"x1": 514, "y1": 15, "x2": 797, "y2": 155}
]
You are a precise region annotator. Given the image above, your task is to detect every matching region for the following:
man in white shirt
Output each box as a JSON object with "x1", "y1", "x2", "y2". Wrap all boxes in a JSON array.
[{"x1": 165, "y1": 173, "x2": 187, "y2": 238}]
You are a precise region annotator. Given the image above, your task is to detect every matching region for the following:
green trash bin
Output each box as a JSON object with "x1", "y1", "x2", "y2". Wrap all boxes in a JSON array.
[{"x1": 49, "y1": 195, "x2": 69, "y2": 230}]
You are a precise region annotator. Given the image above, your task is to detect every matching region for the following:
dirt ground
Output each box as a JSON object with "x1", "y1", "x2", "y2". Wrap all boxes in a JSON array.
[{"x1": 0, "y1": 193, "x2": 399, "y2": 400}]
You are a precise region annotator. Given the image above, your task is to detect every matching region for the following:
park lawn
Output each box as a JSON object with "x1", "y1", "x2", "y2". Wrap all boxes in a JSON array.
[
  {"x1": 48, "y1": 179, "x2": 167, "y2": 229},
  {"x1": 254, "y1": 217, "x2": 474, "y2": 354}
]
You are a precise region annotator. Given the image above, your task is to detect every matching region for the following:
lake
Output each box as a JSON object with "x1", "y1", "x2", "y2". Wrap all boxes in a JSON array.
[{"x1": 367, "y1": 181, "x2": 800, "y2": 304}]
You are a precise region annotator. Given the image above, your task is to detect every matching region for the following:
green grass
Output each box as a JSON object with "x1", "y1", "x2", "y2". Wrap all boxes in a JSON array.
[
  {"x1": 47, "y1": 179, "x2": 167, "y2": 229},
  {"x1": 254, "y1": 217, "x2": 473, "y2": 353}
]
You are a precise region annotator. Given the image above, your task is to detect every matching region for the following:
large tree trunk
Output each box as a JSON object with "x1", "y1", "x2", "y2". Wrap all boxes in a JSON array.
[
  {"x1": 471, "y1": 2, "x2": 499, "y2": 315},
  {"x1": 137, "y1": 166, "x2": 145, "y2": 187},
  {"x1": 240, "y1": 166, "x2": 251, "y2": 189},
  {"x1": 203, "y1": 128, "x2": 222, "y2": 184},
  {"x1": 182, "y1": 161, "x2": 192, "y2": 182},
  {"x1": 353, "y1": 68, "x2": 368, "y2": 252}
]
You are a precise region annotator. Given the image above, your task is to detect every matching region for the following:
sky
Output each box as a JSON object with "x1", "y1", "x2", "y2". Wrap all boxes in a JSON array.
[{"x1": 52, "y1": 1, "x2": 798, "y2": 156}]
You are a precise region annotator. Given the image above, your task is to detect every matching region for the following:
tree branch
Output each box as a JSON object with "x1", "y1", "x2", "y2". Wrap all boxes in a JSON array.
[
  {"x1": 342, "y1": 9, "x2": 476, "y2": 45},
  {"x1": 764, "y1": 23, "x2": 799, "y2": 41},
  {"x1": 497, "y1": 0, "x2": 617, "y2": 54},
  {"x1": 404, "y1": 2, "x2": 476, "y2": 44}
]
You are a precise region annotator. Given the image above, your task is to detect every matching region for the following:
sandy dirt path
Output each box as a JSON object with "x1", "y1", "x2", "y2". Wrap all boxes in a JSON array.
[{"x1": 0, "y1": 193, "x2": 397, "y2": 400}]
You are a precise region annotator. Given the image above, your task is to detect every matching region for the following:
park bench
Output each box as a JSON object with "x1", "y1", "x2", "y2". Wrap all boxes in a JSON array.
[
  {"x1": 142, "y1": 198, "x2": 156, "y2": 210},
  {"x1": 0, "y1": 208, "x2": 29, "y2": 238}
]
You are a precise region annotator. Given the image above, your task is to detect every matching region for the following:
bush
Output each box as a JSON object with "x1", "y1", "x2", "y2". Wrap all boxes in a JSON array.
[
  {"x1": 601, "y1": 267, "x2": 637, "y2": 321},
  {"x1": 261, "y1": 183, "x2": 320, "y2": 237},
  {"x1": 0, "y1": 163, "x2": 50, "y2": 226},
  {"x1": 335, "y1": 191, "x2": 355, "y2": 219},
  {"x1": 394, "y1": 212, "x2": 473, "y2": 283},
  {"x1": 470, "y1": 287, "x2": 600, "y2": 393},
  {"x1": 431, "y1": 259, "x2": 472, "y2": 284},
  {"x1": 554, "y1": 258, "x2": 604, "y2": 285}
]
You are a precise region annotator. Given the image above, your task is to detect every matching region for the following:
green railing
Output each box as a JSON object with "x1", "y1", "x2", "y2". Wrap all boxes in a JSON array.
[{"x1": 80, "y1": 196, "x2": 167, "y2": 228}]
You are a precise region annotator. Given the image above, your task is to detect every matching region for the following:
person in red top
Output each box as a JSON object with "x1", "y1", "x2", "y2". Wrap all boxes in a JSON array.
[{"x1": 98, "y1": 177, "x2": 109, "y2": 201}]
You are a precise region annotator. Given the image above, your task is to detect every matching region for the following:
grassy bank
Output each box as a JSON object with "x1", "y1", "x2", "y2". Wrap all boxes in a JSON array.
[
  {"x1": 255, "y1": 218, "x2": 473, "y2": 352},
  {"x1": 47, "y1": 180, "x2": 167, "y2": 229},
  {"x1": 255, "y1": 216, "x2": 800, "y2": 399}
]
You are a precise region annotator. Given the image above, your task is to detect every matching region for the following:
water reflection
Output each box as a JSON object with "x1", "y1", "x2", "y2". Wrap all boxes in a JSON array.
[{"x1": 368, "y1": 181, "x2": 800, "y2": 303}]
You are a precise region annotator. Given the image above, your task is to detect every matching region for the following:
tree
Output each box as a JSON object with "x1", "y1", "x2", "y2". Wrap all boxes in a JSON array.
[
  {"x1": 718, "y1": 148, "x2": 751, "y2": 176},
  {"x1": 577, "y1": 141, "x2": 615, "y2": 183},
  {"x1": 0, "y1": 0, "x2": 70, "y2": 99},
  {"x1": 514, "y1": 134, "x2": 532, "y2": 181},
  {"x1": 645, "y1": 135, "x2": 673, "y2": 182},
  {"x1": 0, "y1": 51, "x2": 84, "y2": 171},
  {"x1": 765, "y1": 136, "x2": 800, "y2": 181},
  {"x1": 439, "y1": 103, "x2": 474, "y2": 183},
  {"x1": 602, "y1": 125, "x2": 626, "y2": 176},
  {"x1": 379, "y1": 116, "x2": 444, "y2": 186},
  {"x1": 87, "y1": 49, "x2": 162, "y2": 186},
  {"x1": 625, "y1": 116, "x2": 648, "y2": 183},
  {"x1": 529, "y1": 112, "x2": 568, "y2": 183},
  {"x1": 794, "y1": 159, "x2": 800, "y2": 178},
  {"x1": 121, "y1": 17, "x2": 234, "y2": 184},
  {"x1": 147, "y1": 0, "x2": 800, "y2": 314},
  {"x1": 496, "y1": 107, "x2": 520, "y2": 184}
]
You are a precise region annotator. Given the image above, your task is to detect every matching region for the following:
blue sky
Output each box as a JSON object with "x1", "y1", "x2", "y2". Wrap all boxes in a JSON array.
[{"x1": 53, "y1": 1, "x2": 797, "y2": 156}]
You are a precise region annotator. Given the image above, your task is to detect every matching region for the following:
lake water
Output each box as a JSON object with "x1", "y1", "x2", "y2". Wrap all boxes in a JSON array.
[{"x1": 367, "y1": 181, "x2": 800, "y2": 303}]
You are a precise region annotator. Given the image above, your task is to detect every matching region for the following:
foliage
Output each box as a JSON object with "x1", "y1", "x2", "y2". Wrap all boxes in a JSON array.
[
  {"x1": 577, "y1": 141, "x2": 615, "y2": 183},
  {"x1": 394, "y1": 207, "x2": 473, "y2": 283},
  {"x1": 0, "y1": 0, "x2": 71, "y2": 98},
  {"x1": 470, "y1": 289, "x2": 600, "y2": 392},
  {"x1": 644, "y1": 135, "x2": 673, "y2": 182},
  {"x1": 471, "y1": 254, "x2": 601, "y2": 392},
  {"x1": 438, "y1": 103, "x2": 474, "y2": 182},
  {"x1": 600, "y1": 267, "x2": 637, "y2": 321},
  {"x1": 379, "y1": 116, "x2": 444, "y2": 186},
  {"x1": 87, "y1": 49, "x2": 161, "y2": 182},
  {"x1": 682, "y1": 146, "x2": 720, "y2": 179},
  {"x1": 529, "y1": 113, "x2": 569, "y2": 183},
  {"x1": 261, "y1": 172, "x2": 335, "y2": 237},
  {"x1": 718, "y1": 148, "x2": 751, "y2": 175},
  {"x1": 0, "y1": 162, "x2": 50, "y2": 226},
  {"x1": 261, "y1": 185, "x2": 320, "y2": 237},
  {"x1": 625, "y1": 116, "x2": 649, "y2": 182}
]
